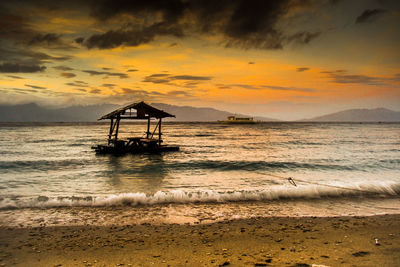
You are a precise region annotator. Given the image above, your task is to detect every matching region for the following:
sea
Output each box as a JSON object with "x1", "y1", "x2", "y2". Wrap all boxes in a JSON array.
[{"x1": 0, "y1": 122, "x2": 399, "y2": 227}]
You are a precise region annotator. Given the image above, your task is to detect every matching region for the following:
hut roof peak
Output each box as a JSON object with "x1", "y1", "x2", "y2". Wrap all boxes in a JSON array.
[{"x1": 99, "y1": 101, "x2": 175, "y2": 120}]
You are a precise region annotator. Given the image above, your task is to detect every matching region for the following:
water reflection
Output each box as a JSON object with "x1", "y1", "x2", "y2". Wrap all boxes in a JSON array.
[{"x1": 104, "y1": 153, "x2": 169, "y2": 193}]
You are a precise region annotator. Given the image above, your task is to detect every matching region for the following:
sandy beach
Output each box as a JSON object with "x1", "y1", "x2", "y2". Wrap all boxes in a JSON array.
[{"x1": 1, "y1": 214, "x2": 399, "y2": 266}]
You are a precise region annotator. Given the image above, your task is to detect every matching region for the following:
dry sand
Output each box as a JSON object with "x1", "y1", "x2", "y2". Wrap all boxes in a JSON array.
[{"x1": 0, "y1": 214, "x2": 399, "y2": 266}]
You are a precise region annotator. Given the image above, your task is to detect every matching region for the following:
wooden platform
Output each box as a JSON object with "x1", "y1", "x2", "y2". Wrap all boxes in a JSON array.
[{"x1": 92, "y1": 138, "x2": 179, "y2": 154}]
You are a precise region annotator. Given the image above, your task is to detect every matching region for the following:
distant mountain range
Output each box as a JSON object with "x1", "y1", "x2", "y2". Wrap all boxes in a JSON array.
[
  {"x1": 304, "y1": 108, "x2": 400, "y2": 122},
  {"x1": 0, "y1": 103, "x2": 399, "y2": 122},
  {"x1": 151, "y1": 103, "x2": 276, "y2": 122},
  {"x1": 0, "y1": 102, "x2": 275, "y2": 122}
]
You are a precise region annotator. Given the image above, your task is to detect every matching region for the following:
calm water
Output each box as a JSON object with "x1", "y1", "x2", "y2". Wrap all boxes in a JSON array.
[{"x1": 0, "y1": 122, "x2": 399, "y2": 226}]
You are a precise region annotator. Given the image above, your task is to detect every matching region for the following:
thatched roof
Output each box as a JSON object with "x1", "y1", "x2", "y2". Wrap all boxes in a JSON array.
[{"x1": 99, "y1": 101, "x2": 175, "y2": 120}]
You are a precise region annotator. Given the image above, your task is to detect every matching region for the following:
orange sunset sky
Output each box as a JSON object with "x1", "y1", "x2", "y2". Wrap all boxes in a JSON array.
[{"x1": 0, "y1": 0, "x2": 399, "y2": 120}]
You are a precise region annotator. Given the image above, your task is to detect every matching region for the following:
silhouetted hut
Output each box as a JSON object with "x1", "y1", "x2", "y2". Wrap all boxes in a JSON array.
[{"x1": 92, "y1": 101, "x2": 179, "y2": 154}]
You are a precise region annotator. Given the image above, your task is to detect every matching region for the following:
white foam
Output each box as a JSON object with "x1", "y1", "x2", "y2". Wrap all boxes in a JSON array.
[{"x1": 0, "y1": 181, "x2": 398, "y2": 210}]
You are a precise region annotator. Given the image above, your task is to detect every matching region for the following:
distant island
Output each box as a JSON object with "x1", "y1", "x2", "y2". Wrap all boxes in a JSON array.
[
  {"x1": 304, "y1": 108, "x2": 400, "y2": 122},
  {"x1": 0, "y1": 103, "x2": 399, "y2": 122}
]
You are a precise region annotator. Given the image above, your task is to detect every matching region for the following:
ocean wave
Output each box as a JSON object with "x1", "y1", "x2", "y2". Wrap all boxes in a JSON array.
[{"x1": 1, "y1": 182, "x2": 399, "y2": 210}]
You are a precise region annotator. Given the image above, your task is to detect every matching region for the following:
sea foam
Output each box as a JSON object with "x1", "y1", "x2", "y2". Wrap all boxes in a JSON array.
[{"x1": 1, "y1": 181, "x2": 399, "y2": 210}]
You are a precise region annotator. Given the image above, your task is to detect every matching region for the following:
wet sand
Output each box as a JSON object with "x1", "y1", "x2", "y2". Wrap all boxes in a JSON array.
[{"x1": 1, "y1": 214, "x2": 399, "y2": 266}]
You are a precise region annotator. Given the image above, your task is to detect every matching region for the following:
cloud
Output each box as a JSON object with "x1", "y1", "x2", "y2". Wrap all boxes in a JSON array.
[
  {"x1": 54, "y1": 66, "x2": 74, "y2": 71},
  {"x1": 74, "y1": 37, "x2": 84, "y2": 44},
  {"x1": 261, "y1": 85, "x2": 315, "y2": 92},
  {"x1": 102, "y1": 83, "x2": 115, "y2": 88},
  {"x1": 7, "y1": 88, "x2": 38, "y2": 94},
  {"x1": 143, "y1": 73, "x2": 211, "y2": 87},
  {"x1": 65, "y1": 81, "x2": 89, "y2": 87},
  {"x1": 248, "y1": 62, "x2": 255, "y2": 64},
  {"x1": 119, "y1": 88, "x2": 193, "y2": 101},
  {"x1": 355, "y1": 9, "x2": 387, "y2": 24},
  {"x1": 7, "y1": 75, "x2": 24, "y2": 79},
  {"x1": 0, "y1": 47, "x2": 71, "y2": 74},
  {"x1": 127, "y1": 69, "x2": 138, "y2": 72},
  {"x1": 61, "y1": 72, "x2": 76, "y2": 78},
  {"x1": 82, "y1": 70, "x2": 128, "y2": 79},
  {"x1": 287, "y1": 31, "x2": 321, "y2": 45},
  {"x1": 80, "y1": 0, "x2": 323, "y2": 50},
  {"x1": 227, "y1": 83, "x2": 315, "y2": 92},
  {"x1": 84, "y1": 22, "x2": 184, "y2": 49},
  {"x1": 0, "y1": 63, "x2": 46, "y2": 73},
  {"x1": 27, "y1": 33, "x2": 74, "y2": 49},
  {"x1": 297, "y1": 67, "x2": 310, "y2": 72},
  {"x1": 25, "y1": 84, "x2": 46, "y2": 89},
  {"x1": 167, "y1": 90, "x2": 191, "y2": 97},
  {"x1": 323, "y1": 71, "x2": 400, "y2": 86},
  {"x1": 172, "y1": 75, "x2": 211, "y2": 80},
  {"x1": 90, "y1": 88, "x2": 102, "y2": 94}
]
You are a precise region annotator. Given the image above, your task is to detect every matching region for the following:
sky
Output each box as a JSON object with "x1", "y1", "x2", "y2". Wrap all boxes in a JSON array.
[{"x1": 0, "y1": 0, "x2": 399, "y2": 120}]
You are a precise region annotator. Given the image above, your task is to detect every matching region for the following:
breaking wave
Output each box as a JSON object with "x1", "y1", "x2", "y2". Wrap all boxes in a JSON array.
[{"x1": 1, "y1": 182, "x2": 399, "y2": 210}]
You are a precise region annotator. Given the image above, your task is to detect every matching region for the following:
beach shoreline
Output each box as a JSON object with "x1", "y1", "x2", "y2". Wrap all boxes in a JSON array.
[{"x1": 1, "y1": 214, "x2": 399, "y2": 266}]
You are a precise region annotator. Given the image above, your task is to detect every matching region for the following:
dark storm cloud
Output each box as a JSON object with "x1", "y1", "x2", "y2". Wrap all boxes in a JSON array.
[
  {"x1": 61, "y1": 72, "x2": 76, "y2": 78},
  {"x1": 84, "y1": 23, "x2": 184, "y2": 49},
  {"x1": 355, "y1": 9, "x2": 387, "y2": 24},
  {"x1": 297, "y1": 67, "x2": 310, "y2": 72},
  {"x1": 0, "y1": 8, "x2": 32, "y2": 41},
  {"x1": 25, "y1": 84, "x2": 46, "y2": 89},
  {"x1": 0, "y1": 7, "x2": 74, "y2": 50},
  {"x1": 28, "y1": 33, "x2": 63, "y2": 46},
  {"x1": 74, "y1": 37, "x2": 84, "y2": 44},
  {"x1": 287, "y1": 31, "x2": 321, "y2": 45},
  {"x1": 82, "y1": 70, "x2": 128, "y2": 79},
  {"x1": 81, "y1": 0, "x2": 323, "y2": 50},
  {"x1": 0, "y1": 48, "x2": 71, "y2": 74},
  {"x1": 0, "y1": 63, "x2": 46, "y2": 73}
]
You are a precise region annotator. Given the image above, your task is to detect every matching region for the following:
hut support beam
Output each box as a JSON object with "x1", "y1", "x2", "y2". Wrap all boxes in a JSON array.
[
  {"x1": 146, "y1": 117, "x2": 151, "y2": 138},
  {"x1": 114, "y1": 116, "x2": 120, "y2": 143},
  {"x1": 158, "y1": 118, "x2": 162, "y2": 145},
  {"x1": 108, "y1": 119, "x2": 114, "y2": 145}
]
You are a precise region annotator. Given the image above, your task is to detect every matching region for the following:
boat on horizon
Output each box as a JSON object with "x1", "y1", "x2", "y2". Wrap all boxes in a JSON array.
[{"x1": 218, "y1": 115, "x2": 257, "y2": 124}]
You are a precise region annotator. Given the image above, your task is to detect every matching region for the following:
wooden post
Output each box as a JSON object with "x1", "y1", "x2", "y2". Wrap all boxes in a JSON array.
[
  {"x1": 115, "y1": 115, "x2": 120, "y2": 144},
  {"x1": 158, "y1": 118, "x2": 162, "y2": 146},
  {"x1": 147, "y1": 117, "x2": 150, "y2": 138},
  {"x1": 108, "y1": 118, "x2": 114, "y2": 145}
]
